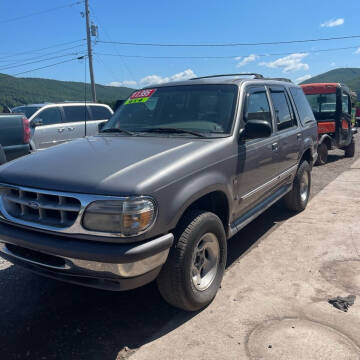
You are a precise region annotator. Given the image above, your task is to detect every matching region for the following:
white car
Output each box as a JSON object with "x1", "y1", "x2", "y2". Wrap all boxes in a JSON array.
[{"x1": 12, "y1": 102, "x2": 113, "y2": 151}]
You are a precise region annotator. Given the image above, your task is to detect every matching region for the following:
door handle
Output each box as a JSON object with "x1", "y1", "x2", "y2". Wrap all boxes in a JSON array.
[
  {"x1": 57, "y1": 128, "x2": 65, "y2": 133},
  {"x1": 68, "y1": 127, "x2": 75, "y2": 131},
  {"x1": 272, "y1": 142, "x2": 279, "y2": 151},
  {"x1": 297, "y1": 133, "x2": 302, "y2": 140}
]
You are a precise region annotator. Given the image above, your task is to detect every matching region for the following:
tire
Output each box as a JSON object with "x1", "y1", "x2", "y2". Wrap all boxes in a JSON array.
[
  {"x1": 315, "y1": 142, "x2": 328, "y2": 165},
  {"x1": 344, "y1": 137, "x2": 355, "y2": 158},
  {"x1": 0, "y1": 145, "x2": 6, "y2": 165},
  {"x1": 284, "y1": 160, "x2": 311, "y2": 212},
  {"x1": 157, "y1": 210, "x2": 227, "y2": 311}
]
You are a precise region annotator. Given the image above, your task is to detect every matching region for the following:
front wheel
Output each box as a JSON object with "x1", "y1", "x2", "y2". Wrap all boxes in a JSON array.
[
  {"x1": 344, "y1": 137, "x2": 355, "y2": 158},
  {"x1": 284, "y1": 160, "x2": 311, "y2": 212},
  {"x1": 157, "y1": 210, "x2": 227, "y2": 311}
]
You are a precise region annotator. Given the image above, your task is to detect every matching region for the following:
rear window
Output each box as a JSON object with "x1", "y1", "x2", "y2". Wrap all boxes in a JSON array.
[
  {"x1": 12, "y1": 106, "x2": 40, "y2": 118},
  {"x1": 289, "y1": 87, "x2": 316, "y2": 125},
  {"x1": 305, "y1": 93, "x2": 336, "y2": 114},
  {"x1": 63, "y1": 106, "x2": 87, "y2": 123},
  {"x1": 89, "y1": 105, "x2": 112, "y2": 120}
]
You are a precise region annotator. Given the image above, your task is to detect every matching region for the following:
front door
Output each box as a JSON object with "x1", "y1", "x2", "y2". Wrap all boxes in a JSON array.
[
  {"x1": 31, "y1": 106, "x2": 66, "y2": 149},
  {"x1": 234, "y1": 85, "x2": 281, "y2": 221},
  {"x1": 61, "y1": 106, "x2": 86, "y2": 141}
]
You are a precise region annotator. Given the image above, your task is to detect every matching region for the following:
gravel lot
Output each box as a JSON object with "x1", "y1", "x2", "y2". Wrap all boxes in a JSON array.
[{"x1": 0, "y1": 134, "x2": 359, "y2": 360}]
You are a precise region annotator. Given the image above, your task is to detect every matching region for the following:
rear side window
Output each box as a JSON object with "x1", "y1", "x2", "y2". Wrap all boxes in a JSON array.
[
  {"x1": 270, "y1": 90, "x2": 295, "y2": 131},
  {"x1": 36, "y1": 107, "x2": 62, "y2": 126},
  {"x1": 63, "y1": 106, "x2": 87, "y2": 123},
  {"x1": 89, "y1": 105, "x2": 112, "y2": 120},
  {"x1": 289, "y1": 87, "x2": 315, "y2": 125},
  {"x1": 244, "y1": 88, "x2": 272, "y2": 127}
]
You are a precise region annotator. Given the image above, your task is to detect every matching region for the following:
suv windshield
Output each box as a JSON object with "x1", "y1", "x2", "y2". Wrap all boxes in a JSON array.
[
  {"x1": 12, "y1": 106, "x2": 41, "y2": 118},
  {"x1": 103, "y1": 84, "x2": 238, "y2": 137},
  {"x1": 305, "y1": 93, "x2": 336, "y2": 114}
]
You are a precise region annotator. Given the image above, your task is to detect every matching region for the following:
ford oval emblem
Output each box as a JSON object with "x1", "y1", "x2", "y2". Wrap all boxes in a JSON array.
[{"x1": 27, "y1": 201, "x2": 40, "y2": 210}]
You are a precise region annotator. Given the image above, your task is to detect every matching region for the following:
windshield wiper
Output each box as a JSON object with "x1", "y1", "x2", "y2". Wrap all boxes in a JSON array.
[
  {"x1": 100, "y1": 128, "x2": 134, "y2": 136},
  {"x1": 140, "y1": 127, "x2": 206, "y2": 138}
]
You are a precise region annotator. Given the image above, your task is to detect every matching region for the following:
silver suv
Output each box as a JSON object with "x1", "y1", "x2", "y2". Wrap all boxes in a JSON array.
[{"x1": 12, "y1": 102, "x2": 113, "y2": 150}]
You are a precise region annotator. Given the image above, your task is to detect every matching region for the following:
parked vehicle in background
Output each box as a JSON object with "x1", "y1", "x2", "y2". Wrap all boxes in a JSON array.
[
  {"x1": 0, "y1": 74, "x2": 317, "y2": 311},
  {"x1": 356, "y1": 107, "x2": 360, "y2": 127},
  {"x1": 12, "y1": 102, "x2": 113, "y2": 150},
  {"x1": 0, "y1": 114, "x2": 30, "y2": 164},
  {"x1": 301, "y1": 83, "x2": 357, "y2": 165}
]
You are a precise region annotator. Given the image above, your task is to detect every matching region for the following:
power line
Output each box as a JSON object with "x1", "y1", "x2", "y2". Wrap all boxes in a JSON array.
[
  {"x1": 94, "y1": 44, "x2": 360, "y2": 60},
  {"x1": 97, "y1": 34, "x2": 360, "y2": 47},
  {"x1": 0, "y1": 1, "x2": 84, "y2": 24},
  {"x1": 0, "y1": 52, "x2": 85, "y2": 71},
  {"x1": 0, "y1": 39, "x2": 85, "y2": 60},
  {"x1": 11, "y1": 56, "x2": 86, "y2": 76}
]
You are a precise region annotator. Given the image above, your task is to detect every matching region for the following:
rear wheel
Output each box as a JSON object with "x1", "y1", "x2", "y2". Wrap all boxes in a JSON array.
[
  {"x1": 284, "y1": 160, "x2": 311, "y2": 212},
  {"x1": 344, "y1": 137, "x2": 355, "y2": 158},
  {"x1": 315, "y1": 142, "x2": 328, "y2": 166},
  {"x1": 157, "y1": 210, "x2": 227, "y2": 311}
]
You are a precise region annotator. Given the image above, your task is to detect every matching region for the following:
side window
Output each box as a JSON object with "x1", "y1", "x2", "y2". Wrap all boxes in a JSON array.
[
  {"x1": 35, "y1": 107, "x2": 62, "y2": 126},
  {"x1": 63, "y1": 106, "x2": 87, "y2": 123},
  {"x1": 289, "y1": 87, "x2": 315, "y2": 125},
  {"x1": 90, "y1": 105, "x2": 112, "y2": 120},
  {"x1": 244, "y1": 88, "x2": 272, "y2": 128},
  {"x1": 270, "y1": 90, "x2": 295, "y2": 131},
  {"x1": 342, "y1": 94, "x2": 350, "y2": 114}
]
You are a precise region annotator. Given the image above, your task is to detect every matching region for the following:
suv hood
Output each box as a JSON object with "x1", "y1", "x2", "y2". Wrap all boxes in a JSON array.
[{"x1": 0, "y1": 136, "x2": 222, "y2": 195}]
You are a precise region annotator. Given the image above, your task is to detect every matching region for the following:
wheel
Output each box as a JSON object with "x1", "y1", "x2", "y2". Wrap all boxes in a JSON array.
[
  {"x1": 344, "y1": 137, "x2": 355, "y2": 158},
  {"x1": 284, "y1": 160, "x2": 311, "y2": 212},
  {"x1": 0, "y1": 145, "x2": 6, "y2": 165},
  {"x1": 315, "y1": 142, "x2": 328, "y2": 165},
  {"x1": 157, "y1": 210, "x2": 227, "y2": 311}
]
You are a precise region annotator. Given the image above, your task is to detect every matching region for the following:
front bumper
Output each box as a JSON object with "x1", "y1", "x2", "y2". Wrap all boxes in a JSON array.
[{"x1": 0, "y1": 221, "x2": 173, "y2": 291}]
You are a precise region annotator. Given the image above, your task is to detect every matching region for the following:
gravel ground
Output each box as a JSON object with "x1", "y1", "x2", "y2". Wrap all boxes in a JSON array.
[{"x1": 0, "y1": 134, "x2": 358, "y2": 360}]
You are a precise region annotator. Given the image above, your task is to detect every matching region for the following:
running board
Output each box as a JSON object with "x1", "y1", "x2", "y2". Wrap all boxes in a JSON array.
[{"x1": 228, "y1": 184, "x2": 292, "y2": 239}]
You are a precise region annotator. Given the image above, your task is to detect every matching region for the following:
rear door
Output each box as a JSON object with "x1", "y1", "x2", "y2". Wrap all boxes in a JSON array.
[
  {"x1": 87, "y1": 105, "x2": 113, "y2": 135},
  {"x1": 269, "y1": 86, "x2": 301, "y2": 174},
  {"x1": 61, "y1": 105, "x2": 86, "y2": 141},
  {"x1": 234, "y1": 85, "x2": 281, "y2": 220},
  {"x1": 338, "y1": 88, "x2": 352, "y2": 147},
  {"x1": 31, "y1": 106, "x2": 65, "y2": 149}
]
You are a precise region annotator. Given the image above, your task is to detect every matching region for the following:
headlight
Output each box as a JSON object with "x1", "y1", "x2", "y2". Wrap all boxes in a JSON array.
[{"x1": 82, "y1": 197, "x2": 156, "y2": 236}]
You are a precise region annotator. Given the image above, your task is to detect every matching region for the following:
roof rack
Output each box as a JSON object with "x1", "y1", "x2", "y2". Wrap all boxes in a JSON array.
[
  {"x1": 265, "y1": 77, "x2": 293, "y2": 83},
  {"x1": 190, "y1": 73, "x2": 264, "y2": 80}
]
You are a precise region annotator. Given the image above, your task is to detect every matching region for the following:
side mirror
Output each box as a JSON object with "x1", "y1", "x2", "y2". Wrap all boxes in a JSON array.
[
  {"x1": 241, "y1": 120, "x2": 272, "y2": 139},
  {"x1": 31, "y1": 118, "x2": 43, "y2": 128},
  {"x1": 98, "y1": 121, "x2": 106, "y2": 131}
]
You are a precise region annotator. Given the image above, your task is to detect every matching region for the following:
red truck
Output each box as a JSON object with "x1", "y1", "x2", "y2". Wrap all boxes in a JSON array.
[{"x1": 301, "y1": 83, "x2": 356, "y2": 165}]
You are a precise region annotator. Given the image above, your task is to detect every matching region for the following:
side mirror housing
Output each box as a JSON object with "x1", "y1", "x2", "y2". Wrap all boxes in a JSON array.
[
  {"x1": 241, "y1": 120, "x2": 272, "y2": 140},
  {"x1": 31, "y1": 118, "x2": 43, "y2": 128}
]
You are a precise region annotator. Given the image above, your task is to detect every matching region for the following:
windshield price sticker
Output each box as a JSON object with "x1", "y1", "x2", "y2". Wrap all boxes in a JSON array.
[{"x1": 125, "y1": 89, "x2": 157, "y2": 105}]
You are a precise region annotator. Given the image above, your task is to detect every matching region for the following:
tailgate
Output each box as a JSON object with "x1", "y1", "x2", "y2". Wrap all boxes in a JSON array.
[{"x1": 0, "y1": 115, "x2": 24, "y2": 146}]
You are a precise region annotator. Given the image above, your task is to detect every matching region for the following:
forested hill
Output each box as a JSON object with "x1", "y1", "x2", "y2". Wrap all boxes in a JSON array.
[{"x1": 0, "y1": 73, "x2": 133, "y2": 108}]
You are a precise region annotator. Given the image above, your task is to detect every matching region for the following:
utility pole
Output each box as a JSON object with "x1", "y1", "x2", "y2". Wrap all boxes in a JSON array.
[{"x1": 85, "y1": 0, "x2": 96, "y2": 102}]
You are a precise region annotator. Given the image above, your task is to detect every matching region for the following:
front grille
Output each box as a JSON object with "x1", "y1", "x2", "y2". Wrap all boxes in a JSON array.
[{"x1": 2, "y1": 188, "x2": 81, "y2": 228}]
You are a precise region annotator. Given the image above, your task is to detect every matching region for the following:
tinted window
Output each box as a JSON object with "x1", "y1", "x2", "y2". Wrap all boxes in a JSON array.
[
  {"x1": 12, "y1": 106, "x2": 41, "y2": 118},
  {"x1": 270, "y1": 90, "x2": 295, "y2": 131},
  {"x1": 289, "y1": 87, "x2": 315, "y2": 125},
  {"x1": 35, "y1": 107, "x2": 62, "y2": 126},
  {"x1": 244, "y1": 89, "x2": 272, "y2": 127},
  {"x1": 63, "y1": 106, "x2": 86, "y2": 123},
  {"x1": 90, "y1": 105, "x2": 112, "y2": 120},
  {"x1": 104, "y1": 85, "x2": 238, "y2": 136}
]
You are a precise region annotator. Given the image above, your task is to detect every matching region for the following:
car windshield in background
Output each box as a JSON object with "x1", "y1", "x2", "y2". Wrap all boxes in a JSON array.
[
  {"x1": 305, "y1": 93, "x2": 336, "y2": 113},
  {"x1": 12, "y1": 106, "x2": 41, "y2": 118},
  {"x1": 102, "y1": 84, "x2": 238, "y2": 137}
]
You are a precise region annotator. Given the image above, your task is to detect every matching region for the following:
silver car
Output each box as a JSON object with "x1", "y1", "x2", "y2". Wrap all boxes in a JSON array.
[{"x1": 12, "y1": 102, "x2": 113, "y2": 151}]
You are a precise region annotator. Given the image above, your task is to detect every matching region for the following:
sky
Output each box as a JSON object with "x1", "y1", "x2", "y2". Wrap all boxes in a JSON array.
[{"x1": 0, "y1": 0, "x2": 360, "y2": 88}]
